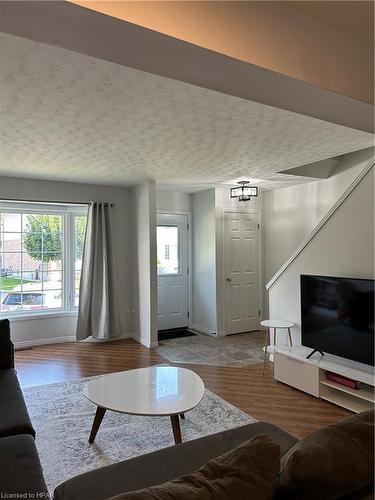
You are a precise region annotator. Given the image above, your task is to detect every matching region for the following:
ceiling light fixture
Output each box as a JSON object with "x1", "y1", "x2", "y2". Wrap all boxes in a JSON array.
[{"x1": 230, "y1": 181, "x2": 258, "y2": 202}]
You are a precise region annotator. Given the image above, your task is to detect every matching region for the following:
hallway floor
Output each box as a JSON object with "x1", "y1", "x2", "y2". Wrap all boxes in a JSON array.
[{"x1": 157, "y1": 331, "x2": 267, "y2": 367}]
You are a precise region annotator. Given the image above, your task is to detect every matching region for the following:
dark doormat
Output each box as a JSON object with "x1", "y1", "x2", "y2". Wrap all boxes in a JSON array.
[{"x1": 158, "y1": 328, "x2": 197, "y2": 341}]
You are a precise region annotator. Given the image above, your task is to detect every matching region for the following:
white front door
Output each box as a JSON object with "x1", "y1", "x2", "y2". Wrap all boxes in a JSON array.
[
  {"x1": 157, "y1": 214, "x2": 189, "y2": 331},
  {"x1": 224, "y1": 211, "x2": 260, "y2": 335}
]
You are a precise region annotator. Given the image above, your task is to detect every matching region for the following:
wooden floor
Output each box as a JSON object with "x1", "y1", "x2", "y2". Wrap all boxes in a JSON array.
[{"x1": 15, "y1": 338, "x2": 350, "y2": 438}]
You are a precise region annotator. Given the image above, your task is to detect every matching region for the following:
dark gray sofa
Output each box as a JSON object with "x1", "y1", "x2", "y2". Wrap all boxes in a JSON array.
[
  {"x1": 0, "y1": 319, "x2": 49, "y2": 498},
  {"x1": 54, "y1": 421, "x2": 298, "y2": 500}
]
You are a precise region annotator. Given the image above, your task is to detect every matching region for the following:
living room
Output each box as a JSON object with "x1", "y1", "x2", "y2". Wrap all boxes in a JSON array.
[{"x1": 0, "y1": 1, "x2": 374, "y2": 499}]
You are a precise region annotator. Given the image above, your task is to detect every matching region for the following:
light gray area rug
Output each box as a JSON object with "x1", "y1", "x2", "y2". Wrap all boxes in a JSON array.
[
  {"x1": 157, "y1": 331, "x2": 267, "y2": 367},
  {"x1": 24, "y1": 376, "x2": 255, "y2": 493}
]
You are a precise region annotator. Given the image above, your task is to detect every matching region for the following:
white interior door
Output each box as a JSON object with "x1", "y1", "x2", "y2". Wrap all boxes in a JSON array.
[
  {"x1": 157, "y1": 214, "x2": 188, "y2": 331},
  {"x1": 225, "y1": 211, "x2": 260, "y2": 334}
]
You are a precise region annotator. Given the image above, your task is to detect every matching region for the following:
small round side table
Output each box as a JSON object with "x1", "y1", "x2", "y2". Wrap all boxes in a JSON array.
[{"x1": 261, "y1": 319, "x2": 295, "y2": 375}]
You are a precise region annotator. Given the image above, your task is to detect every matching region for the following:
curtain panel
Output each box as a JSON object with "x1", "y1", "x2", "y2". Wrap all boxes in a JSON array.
[{"x1": 76, "y1": 202, "x2": 121, "y2": 341}]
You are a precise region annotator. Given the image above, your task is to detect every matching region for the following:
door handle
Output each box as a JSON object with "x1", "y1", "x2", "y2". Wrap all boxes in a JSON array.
[{"x1": 226, "y1": 277, "x2": 232, "y2": 282}]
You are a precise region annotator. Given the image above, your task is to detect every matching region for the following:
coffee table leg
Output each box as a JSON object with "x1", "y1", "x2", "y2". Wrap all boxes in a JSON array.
[
  {"x1": 180, "y1": 413, "x2": 185, "y2": 419},
  {"x1": 89, "y1": 406, "x2": 106, "y2": 444},
  {"x1": 170, "y1": 415, "x2": 182, "y2": 444}
]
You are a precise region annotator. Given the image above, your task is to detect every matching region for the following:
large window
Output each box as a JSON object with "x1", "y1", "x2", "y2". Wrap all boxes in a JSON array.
[{"x1": 0, "y1": 203, "x2": 87, "y2": 316}]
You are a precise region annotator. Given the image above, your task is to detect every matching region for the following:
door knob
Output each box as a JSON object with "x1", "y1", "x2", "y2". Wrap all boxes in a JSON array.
[{"x1": 226, "y1": 277, "x2": 232, "y2": 282}]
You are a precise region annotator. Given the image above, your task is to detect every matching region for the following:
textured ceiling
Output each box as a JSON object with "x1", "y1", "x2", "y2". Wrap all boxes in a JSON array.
[{"x1": 0, "y1": 33, "x2": 373, "y2": 191}]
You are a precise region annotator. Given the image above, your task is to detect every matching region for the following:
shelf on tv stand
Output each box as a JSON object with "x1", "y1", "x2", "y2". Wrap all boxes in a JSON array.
[
  {"x1": 319, "y1": 390, "x2": 373, "y2": 414},
  {"x1": 320, "y1": 380, "x2": 374, "y2": 403},
  {"x1": 274, "y1": 346, "x2": 375, "y2": 413}
]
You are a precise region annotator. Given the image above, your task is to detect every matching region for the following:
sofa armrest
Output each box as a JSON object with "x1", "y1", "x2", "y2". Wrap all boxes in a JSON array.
[{"x1": 0, "y1": 319, "x2": 14, "y2": 369}]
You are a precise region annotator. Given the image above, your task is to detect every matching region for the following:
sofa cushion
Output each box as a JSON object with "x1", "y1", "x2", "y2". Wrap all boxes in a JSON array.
[
  {"x1": 54, "y1": 422, "x2": 298, "y2": 500},
  {"x1": 0, "y1": 369, "x2": 35, "y2": 438},
  {"x1": 278, "y1": 409, "x2": 374, "y2": 500},
  {"x1": 0, "y1": 434, "x2": 48, "y2": 498},
  {"x1": 109, "y1": 434, "x2": 280, "y2": 500}
]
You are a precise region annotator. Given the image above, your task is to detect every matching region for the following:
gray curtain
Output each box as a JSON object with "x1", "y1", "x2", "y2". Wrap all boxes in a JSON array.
[{"x1": 76, "y1": 202, "x2": 121, "y2": 341}]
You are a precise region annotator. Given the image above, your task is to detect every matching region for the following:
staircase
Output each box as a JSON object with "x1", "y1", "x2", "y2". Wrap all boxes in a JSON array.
[{"x1": 266, "y1": 156, "x2": 374, "y2": 345}]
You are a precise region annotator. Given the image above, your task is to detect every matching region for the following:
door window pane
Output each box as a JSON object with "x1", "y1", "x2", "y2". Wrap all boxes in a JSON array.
[{"x1": 157, "y1": 226, "x2": 179, "y2": 275}]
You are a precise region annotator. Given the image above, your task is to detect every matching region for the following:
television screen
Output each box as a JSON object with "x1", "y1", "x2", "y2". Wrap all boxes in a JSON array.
[{"x1": 301, "y1": 275, "x2": 374, "y2": 366}]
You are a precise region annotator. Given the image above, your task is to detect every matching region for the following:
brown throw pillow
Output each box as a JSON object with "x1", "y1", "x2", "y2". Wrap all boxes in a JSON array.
[
  {"x1": 279, "y1": 409, "x2": 374, "y2": 499},
  {"x1": 109, "y1": 434, "x2": 280, "y2": 500}
]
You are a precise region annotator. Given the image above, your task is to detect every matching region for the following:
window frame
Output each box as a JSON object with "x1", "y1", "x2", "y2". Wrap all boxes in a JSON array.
[{"x1": 0, "y1": 201, "x2": 87, "y2": 319}]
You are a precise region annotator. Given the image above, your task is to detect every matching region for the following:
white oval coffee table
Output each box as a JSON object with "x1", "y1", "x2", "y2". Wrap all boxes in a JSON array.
[{"x1": 83, "y1": 366, "x2": 205, "y2": 445}]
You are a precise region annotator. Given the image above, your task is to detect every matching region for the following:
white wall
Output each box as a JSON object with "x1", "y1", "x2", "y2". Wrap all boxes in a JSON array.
[
  {"x1": 0, "y1": 176, "x2": 133, "y2": 346},
  {"x1": 156, "y1": 191, "x2": 191, "y2": 213},
  {"x1": 191, "y1": 189, "x2": 217, "y2": 334},
  {"x1": 130, "y1": 181, "x2": 158, "y2": 348},
  {"x1": 214, "y1": 187, "x2": 263, "y2": 334},
  {"x1": 268, "y1": 165, "x2": 374, "y2": 346},
  {"x1": 264, "y1": 148, "x2": 374, "y2": 283}
]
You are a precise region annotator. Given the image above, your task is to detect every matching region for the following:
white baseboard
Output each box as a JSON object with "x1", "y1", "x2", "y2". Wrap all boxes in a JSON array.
[
  {"x1": 130, "y1": 333, "x2": 159, "y2": 349},
  {"x1": 81, "y1": 332, "x2": 132, "y2": 343},
  {"x1": 14, "y1": 332, "x2": 133, "y2": 349},
  {"x1": 215, "y1": 330, "x2": 227, "y2": 338},
  {"x1": 14, "y1": 336, "x2": 76, "y2": 349},
  {"x1": 14, "y1": 332, "x2": 166, "y2": 350},
  {"x1": 190, "y1": 324, "x2": 217, "y2": 336}
]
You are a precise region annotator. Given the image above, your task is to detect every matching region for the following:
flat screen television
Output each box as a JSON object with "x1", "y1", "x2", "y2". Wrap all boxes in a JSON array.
[{"x1": 301, "y1": 275, "x2": 374, "y2": 366}]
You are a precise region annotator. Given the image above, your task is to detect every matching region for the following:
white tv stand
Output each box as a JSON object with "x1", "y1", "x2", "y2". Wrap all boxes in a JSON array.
[{"x1": 274, "y1": 346, "x2": 374, "y2": 413}]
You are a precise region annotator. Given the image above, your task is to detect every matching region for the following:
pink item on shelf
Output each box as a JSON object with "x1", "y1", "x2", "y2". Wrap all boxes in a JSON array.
[{"x1": 325, "y1": 371, "x2": 363, "y2": 390}]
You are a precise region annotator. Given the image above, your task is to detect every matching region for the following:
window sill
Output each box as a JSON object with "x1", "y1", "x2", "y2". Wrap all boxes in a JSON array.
[{"x1": 0, "y1": 311, "x2": 79, "y2": 322}]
